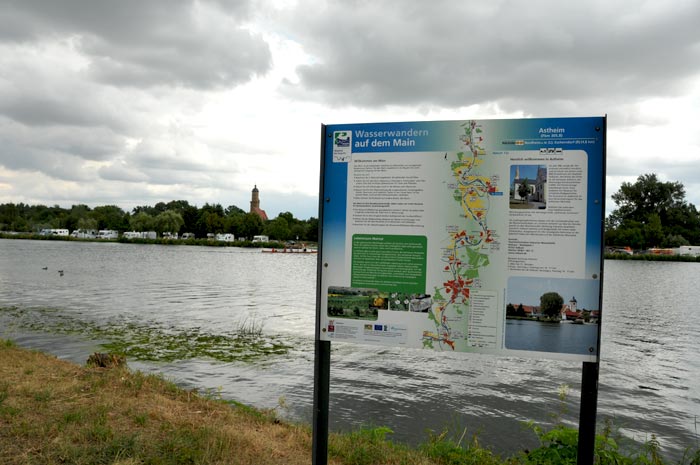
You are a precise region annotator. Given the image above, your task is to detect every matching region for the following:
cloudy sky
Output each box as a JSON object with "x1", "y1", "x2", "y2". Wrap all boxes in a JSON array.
[{"x1": 1, "y1": 0, "x2": 699, "y2": 220}]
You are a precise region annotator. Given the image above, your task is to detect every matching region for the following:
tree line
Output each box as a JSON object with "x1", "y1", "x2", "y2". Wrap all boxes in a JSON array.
[
  {"x1": 2, "y1": 173, "x2": 697, "y2": 249},
  {"x1": 0, "y1": 200, "x2": 318, "y2": 242},
  {"x1": 506, "y1": 292, "x2": 567, "y2": 319},
  {"x1": 605, "y1": 173, "x2": 700, "y2": 250}
]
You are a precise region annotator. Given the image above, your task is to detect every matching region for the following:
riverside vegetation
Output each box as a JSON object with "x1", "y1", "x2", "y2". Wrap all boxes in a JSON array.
[
  {"x1": 0, "y1": 172, "x2": 698, "y2": 249},
  {"x1": 3, "y1": 172, "x2": 700, "y2": 262},
  {"x1": 605, "y1": 174, "x2": 700, "y2": 251},
  {"x1": 1, "y1": 306, "x2": 289, "y2": 363},
  {"x1": 1, "y1": 339, "x2": 699, "y2": 465},
  {"x1": 0, "y1": 201, "x2": 318, "y2": 243}
]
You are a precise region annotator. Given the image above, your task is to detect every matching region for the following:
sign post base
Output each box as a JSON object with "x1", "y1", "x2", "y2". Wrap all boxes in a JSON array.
[{"x1": 577, "y1": 361, "x2": 599, "y2": 465}]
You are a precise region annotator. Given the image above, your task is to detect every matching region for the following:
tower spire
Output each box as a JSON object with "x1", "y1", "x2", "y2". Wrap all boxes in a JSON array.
[{"x1": 249, "y1": 185, "x2": 268, "y2": 221}]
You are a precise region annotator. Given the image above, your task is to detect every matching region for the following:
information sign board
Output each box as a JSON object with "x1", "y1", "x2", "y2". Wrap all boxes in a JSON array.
[{"x1": 319, "y1": 117, "x2": 605, "y2": 361}]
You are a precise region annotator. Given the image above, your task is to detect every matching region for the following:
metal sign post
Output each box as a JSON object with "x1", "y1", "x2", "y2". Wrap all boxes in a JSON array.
[
  {"x1": 577, "y1": 116, "x2": 605, "y2": 465},
  {"x1": 312, "y1": 340, "x2": 331, "y2": 465},
  {"x1": 313, "y1": 124, "x2": 331, "y2": 465},
  {"x1": 578, "y1": 361, "x2": 600, "y2": 465}
]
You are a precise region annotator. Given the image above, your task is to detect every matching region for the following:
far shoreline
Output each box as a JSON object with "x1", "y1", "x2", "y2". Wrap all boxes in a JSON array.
[
  {"x1": 603, "y1": 252, "x2": 700, "y2": 263},
  {"x1": 0, "y1": 232, "x2": 320, "y2": 251},
  {"x1": 2, "y1": 234, "x2": 697, "y2": 262}
]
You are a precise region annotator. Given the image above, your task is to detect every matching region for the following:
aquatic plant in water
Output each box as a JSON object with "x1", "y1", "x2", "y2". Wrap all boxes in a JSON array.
[{"x1": 0, "y1": 306, "x2": 290, "y2": 363}]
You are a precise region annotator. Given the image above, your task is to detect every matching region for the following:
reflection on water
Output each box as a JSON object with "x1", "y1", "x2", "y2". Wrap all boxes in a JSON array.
[
  {"x1": 1, "y1": 239, "x2": 699, "y2": 459},
  {"x1": 505, "y1": 319, "x2": 599, "y2": 354}
]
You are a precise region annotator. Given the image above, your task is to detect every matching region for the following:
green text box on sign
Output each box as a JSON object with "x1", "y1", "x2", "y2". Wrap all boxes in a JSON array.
[{"x1": 351, "y1": 234, "x2": 427, "y2": 294}]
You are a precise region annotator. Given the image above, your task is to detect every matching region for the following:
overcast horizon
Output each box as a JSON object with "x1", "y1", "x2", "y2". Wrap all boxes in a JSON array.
[{"x1": 1, "y1": 0, "x2": 699, "y2": 220}]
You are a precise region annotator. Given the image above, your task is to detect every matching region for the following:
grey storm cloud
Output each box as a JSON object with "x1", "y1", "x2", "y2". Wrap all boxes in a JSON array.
[
  {"x1": 0, "y1": 135, "x2": 94, "y2": 183},
  {"x1": 98, "y1": 161, "x2": 149, "y2": 183},
  {"x1": 129, "y1": 142, "x2": 209, "y2": 172},
  {"x1": 281, "y1": 0, "x2": 700, "y2": 111},
  {"x1": 0, "y1": 0, "x2": 271, "y2": 90},
  {"x1": 95, "y1": 138, "x2": 240, "y2": 187},
  {"x1": 0, "y1": 0, "x2": 270, "y2": 192},
  {"x1": 0, "y1": 91, "x2": 128, "y2": 130},
  {"x1": 0, "y1": 121, "x2": 125, "y2": 171},
  {"x1": 1, "y1": 0, "x2": 699, "y2": 217}
]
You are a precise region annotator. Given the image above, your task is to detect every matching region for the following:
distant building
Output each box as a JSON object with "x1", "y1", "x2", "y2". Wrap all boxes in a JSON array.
[
  {"x1": 512, "y1": 166, "x2": 547, "y2": 203},
  {"x1": 249, "y1": 185, "x2": 268, "y2": 221},
  {"x1": 510, "y1": 295, "x2": 599, "y2": 323},
  {"x1": 676, "y1": 246, "x2": 700, "y2": 257},
  {"x1": 517, "y1": 304, "x2": 542, "y2": 318},
  {"x1": 559, "y1": 296, "x2": 578, "y2": 320},
  {"x1": 532, "y1": 166, "x2": 548, "y2": 203}
]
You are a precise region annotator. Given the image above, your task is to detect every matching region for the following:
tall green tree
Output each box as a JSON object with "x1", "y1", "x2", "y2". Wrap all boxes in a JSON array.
[
  {"x1": 132, "y1": 205, "x2": 157, "y2": 216},
  {"x1": 130, "y1": 212, "x2": 154, "y2": 231},
  {"x1": 240, "y1": 213, "x2": 263, "y2": 240},
  {"x1": 181, "y1": 204, "x2": 199, "y2": 234},
  {"x1": 0, "y1": 203, "x2": 27, "y2": 231},
  {"x1": 304, "y1": 217, "x2": 319, "y2": 242},
  {"x1": 66, "y1": 204, "x2": 91, "y2": 232},
  {"x1": 264, "y1": 217, "x2": 291, "y2": 241},
  {"x1": 610, "y1": 173, "x2": 685, "y2": 226},
  {"x1": 154, "y1": 210, "x2": 184, "y2": 235},
  {"x1": 164, "y1": 200, "x2": 192, "y2": 212},
  {"x1": 225, "y1": 204, "x2": 245, "y2": 216},
  {"x1": 644, "y1": 213, "x2": 664, "y2": 248},
  {"x1": 90, "y1": 205, "x2": 127, "y2": 231},
  {"x1": 224, "y1": 213, "x2": 244, "y2": 237},
  {"x1": 517, "y1": 178, "x2": 530, "y2": 203},
  {"x1": 290, "y1": 223, "x2": 306, "y2": 241},
  {"x1": 540, "y1": 292, "x2": 564, "y2": 319},
  {"x1": 222, "y1": 204, "x2": 246, "y2": 237},
  {"x1": 77, "y1": 217, "x2": 98, "y2": 231},
  {"x1": 196, "y1": 210, "x2": 224, "y2": 236},
  {"x1": 607, "y1": 173, "x2": 700, "y2": 249}
]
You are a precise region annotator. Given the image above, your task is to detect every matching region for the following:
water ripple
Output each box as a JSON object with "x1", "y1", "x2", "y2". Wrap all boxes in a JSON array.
[{"x1": 1, "y1": 240, "x2": 699, "y2": 459}]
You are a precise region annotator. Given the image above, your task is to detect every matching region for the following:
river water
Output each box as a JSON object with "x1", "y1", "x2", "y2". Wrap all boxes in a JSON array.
[{"x1": 0, "y1": 239, "x2": 698, "y2": 459}]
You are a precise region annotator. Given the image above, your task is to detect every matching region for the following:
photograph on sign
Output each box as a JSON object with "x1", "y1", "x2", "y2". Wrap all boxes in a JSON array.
[
  {"x1": 505, "y1": 276, "x2": 600, "y2": 355},
  {"x1": 319, "y1": 117, "x2": 605, "y2": 362}
]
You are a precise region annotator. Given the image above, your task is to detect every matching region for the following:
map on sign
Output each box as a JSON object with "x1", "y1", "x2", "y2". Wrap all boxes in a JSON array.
[
  {"x1": 424, "y1": 121, "x2": 499, "y2": 351},
  {"x1": 319, "y1": 117, "x2": 605, "y2": 362}
]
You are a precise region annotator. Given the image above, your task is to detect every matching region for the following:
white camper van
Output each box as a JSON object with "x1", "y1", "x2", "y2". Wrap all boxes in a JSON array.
[{"x1": 96, "y1": 230, "x2": 119, "y2": 240}]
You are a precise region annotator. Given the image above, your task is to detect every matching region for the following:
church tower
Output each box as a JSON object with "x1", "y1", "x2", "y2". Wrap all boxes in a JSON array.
[
  {"x1": 569, "y1": 296, "x2": 577, "y2": 312},
  {"x1": 250, "y1": 185, "x2": 260, "y2": 212},
  {"x1": 249, "y1": 185, "x2": 268, "y2": 221}
]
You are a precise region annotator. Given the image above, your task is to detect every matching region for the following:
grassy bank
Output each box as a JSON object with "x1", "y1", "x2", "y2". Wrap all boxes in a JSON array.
[
  {"x1": 0, "y1": 340, "x2": 315, "y2": 464},
  {"x1": 1, "y1": 340, "x2": 699, "y2": 465},
  {"x1": 0, "y1": 339, "x2": 461, "y2": 465}
]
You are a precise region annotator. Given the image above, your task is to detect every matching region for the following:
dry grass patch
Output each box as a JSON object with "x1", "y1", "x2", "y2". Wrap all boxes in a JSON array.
[
  {"x1": 0, "y1": 340, "x2": 450, "y2": 465},
  {"x1": 0, "y1": 342, "x2": 319, "y2": 465}
]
